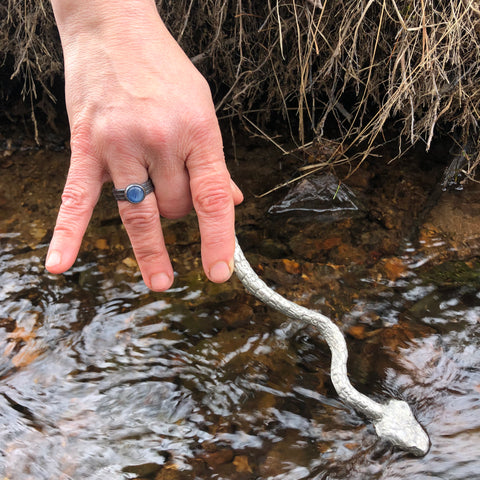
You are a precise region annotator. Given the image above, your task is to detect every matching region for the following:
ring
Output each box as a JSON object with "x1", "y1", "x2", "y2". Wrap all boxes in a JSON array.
[{"x1": 112, "y1": 178, "x2": 155, "y2": 204}]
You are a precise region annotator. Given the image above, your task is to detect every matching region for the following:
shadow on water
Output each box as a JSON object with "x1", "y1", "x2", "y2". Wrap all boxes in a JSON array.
[{"x1": 0, "y1": 137, "x2": 479, "y2": 479}]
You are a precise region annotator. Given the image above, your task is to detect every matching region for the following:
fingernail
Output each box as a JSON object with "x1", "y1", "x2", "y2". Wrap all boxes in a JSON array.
[
  {"x1": 209, "y1": 261, "x2": 232, "y2": 283},
  {"x1": 45, "y1": 250, "x2": 62, "y2": 269},
  {"x1": 150, "y1": 272, "x2": 172, "y2": 291}
]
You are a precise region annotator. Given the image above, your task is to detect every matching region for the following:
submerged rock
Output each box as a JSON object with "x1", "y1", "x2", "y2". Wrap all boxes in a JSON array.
[
  {"x1": 420, "y1": 181, "x2": 480, "y2": 261},
  {"x1": 268, "y1": 173, "x2": 362, "y2": 221}
]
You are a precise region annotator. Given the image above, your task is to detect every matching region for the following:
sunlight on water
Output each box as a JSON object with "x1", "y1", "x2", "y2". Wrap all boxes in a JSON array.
[{"x1": 0, "y1": 148, "x2": 479, "y2": 479}]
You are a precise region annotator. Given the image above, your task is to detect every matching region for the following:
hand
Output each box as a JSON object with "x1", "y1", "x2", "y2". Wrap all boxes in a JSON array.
[{"x1": 46, "y1": 0, "x2": 243, "y2": 290}]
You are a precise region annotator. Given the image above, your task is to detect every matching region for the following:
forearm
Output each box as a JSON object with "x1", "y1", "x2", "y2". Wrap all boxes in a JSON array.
[
  {"x1": 50, "y1": 0, "x2": 168, "y2": 47},
  {"x1": 50, "y1": 0, "x2": 193, "y2": 112}
]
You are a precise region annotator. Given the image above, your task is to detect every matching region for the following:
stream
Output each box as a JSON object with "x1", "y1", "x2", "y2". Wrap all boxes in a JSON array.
[{"x1": 0, "y1": 135, "x2": 479, "y2": 479}]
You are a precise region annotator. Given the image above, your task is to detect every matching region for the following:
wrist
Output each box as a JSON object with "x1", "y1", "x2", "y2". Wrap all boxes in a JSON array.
[{"x1": 50, "y1": 0, "x2": 161, "y2": 44}]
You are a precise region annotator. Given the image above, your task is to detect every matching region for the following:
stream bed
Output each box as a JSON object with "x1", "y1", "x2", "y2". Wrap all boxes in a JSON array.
[{"x1": 0, "y1": 135, "x2": 479, "y2": 479}]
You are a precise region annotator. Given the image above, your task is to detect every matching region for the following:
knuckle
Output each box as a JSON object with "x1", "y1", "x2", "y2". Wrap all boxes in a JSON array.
[
  {"x1": 70, "y1": 116, "x2": 127, "y2": 160},
  {"x1": 143, "y1": 123, "x2": 172, "y2": 150},
  {"x1": 52, "y1": 185, "x2": 93, "y2": 239},
  {"x1": 70, "y1": 128, "x2": 92, "y2": 155},
  {"x1": 188, "y1": 111, "x2": 217, "y2": 142},
  {"x1": 52, "y1": 221, "x2": 78, "y2": 239},
  {"x1": 196, "y1": 75, "x2": 215, "y2": 102},
  {"x1": 92, "y1": 117, "x2": 125, "y2": 146},
  {"x1": 69, "y1": 113, "x2": 93, "y2": 146},
  {"x1": 121, "y1": 206, "x2": 159, "y2": 231},
  {"x1": 182, "y1": 92, "x2": 218, "y2": 142},
  {"x1": 61, "y1": 184, "x2": 92, "y2": 215},
  {"x1": 193, "y1": 180, "x2": 232, "y2": 216},
  {"x1": 134, "y1": 248, "x2": 166, "y2": 266}
]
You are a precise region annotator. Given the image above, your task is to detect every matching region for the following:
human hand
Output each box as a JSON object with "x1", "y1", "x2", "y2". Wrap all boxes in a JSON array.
[{"x1": 46, "y1": 0, "x2": 243, "y2": 290}]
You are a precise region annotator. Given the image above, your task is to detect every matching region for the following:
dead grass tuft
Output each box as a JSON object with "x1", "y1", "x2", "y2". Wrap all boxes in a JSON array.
[{"x1": 2, "y1": 1, "x2": 480, "y2": 177}]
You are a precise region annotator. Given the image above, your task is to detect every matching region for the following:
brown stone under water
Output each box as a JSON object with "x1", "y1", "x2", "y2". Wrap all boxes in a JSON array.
[{"x1": 1, "y1": 132, "x2": 479, "y2": 479}]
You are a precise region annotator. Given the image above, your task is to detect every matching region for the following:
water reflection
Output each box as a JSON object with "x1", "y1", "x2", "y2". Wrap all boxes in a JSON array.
[{"x1": 0, "y1": 148, "x2": 479, "y2": 479}]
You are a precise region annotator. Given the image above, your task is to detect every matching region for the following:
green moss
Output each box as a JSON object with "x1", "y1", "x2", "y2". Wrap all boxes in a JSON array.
[{"x1": 421, "y1": 260, "x2": 480, "y2": 287}]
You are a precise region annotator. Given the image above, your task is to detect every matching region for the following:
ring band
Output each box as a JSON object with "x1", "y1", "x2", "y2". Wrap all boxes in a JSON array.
[{"x1": 113, "y1": 178, "x2": 154, "y2": 204}]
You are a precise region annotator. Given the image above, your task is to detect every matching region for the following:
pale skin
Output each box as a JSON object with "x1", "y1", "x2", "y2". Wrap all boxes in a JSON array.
[{"x1": 46, "y1": 0, "x2": 243, "y2": 291}]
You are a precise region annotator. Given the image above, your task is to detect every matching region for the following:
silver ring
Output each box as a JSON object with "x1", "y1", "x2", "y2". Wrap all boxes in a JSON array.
[{"x1": 112, "y1": 178, "x2": 154, "y2": 204}]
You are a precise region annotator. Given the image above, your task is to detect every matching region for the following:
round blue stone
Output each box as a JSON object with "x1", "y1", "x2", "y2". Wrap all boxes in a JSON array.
[{"x1": 125, "y1": 184, "x2": 145, "y2": 203}]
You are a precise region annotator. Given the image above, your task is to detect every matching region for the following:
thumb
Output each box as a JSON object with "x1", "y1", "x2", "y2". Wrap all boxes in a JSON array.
[{"x1": 46, "y1": 156, "x2": 104, "y2": 274}]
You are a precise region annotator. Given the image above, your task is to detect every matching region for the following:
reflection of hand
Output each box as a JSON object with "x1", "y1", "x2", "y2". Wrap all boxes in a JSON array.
[{"x1": 46, "y1": 0, "x2": 243, "y2": 290}]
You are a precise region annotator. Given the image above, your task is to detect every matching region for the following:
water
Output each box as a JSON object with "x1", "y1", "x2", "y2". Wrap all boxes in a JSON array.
[{"x1": 0, "y1": 142, "x2": 479, "y2": 479}]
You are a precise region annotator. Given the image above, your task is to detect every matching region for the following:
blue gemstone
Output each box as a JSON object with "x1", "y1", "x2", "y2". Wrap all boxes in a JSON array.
[{"x1": 125, "y1": 184, "x2": 145, "y2": 203}]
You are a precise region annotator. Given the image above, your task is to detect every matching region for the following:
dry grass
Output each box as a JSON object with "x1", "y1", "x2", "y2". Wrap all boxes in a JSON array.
[
  {"x1": 0, "y1": 0, "x2": 62, "y2": 140},
  {"x1": 2, "y1": 0, "x2": 480, "y2": 178}
]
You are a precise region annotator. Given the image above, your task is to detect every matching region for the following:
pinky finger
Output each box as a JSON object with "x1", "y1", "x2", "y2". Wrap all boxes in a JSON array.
[{"x1": 230, "y1": 179, "x2": 244, "y2": 206}]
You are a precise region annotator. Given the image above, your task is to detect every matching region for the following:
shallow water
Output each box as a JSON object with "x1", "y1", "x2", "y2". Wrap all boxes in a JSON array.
[{"x1": 0, "y1": 140, "x2": 479, "y2": 479}]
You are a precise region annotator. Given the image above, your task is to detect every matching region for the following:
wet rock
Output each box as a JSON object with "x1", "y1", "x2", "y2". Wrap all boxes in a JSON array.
[
  {"x1": 202, "y1": 448, "x2": 234, "y2": 467},
  {"x1": 29, "y1": 221, "x2": 47, "y2": 244},
  {"x1": 379, "y1": 235, "x2": 401, "y2": 256},
  {"x1": 268, "y1": 173, "x2": 363, "y2": 221},
  {"x1": 154, "y1": 465, "x2": 187, "y2": 480},
  {"x1": 95, "y1": 238, "x2": 109, "y2": 250},
  {"x1": 308, "y1": 263, "x2": 341, "y2": 285},
  {"x1": 406, "y1": 290, "x2": 443, "y2": 319},
  {"x1": 162, "y1": 216, "x2": 200, "y2": 246},
  {"x1": 0, "y1": 316, "x2": 16, "y2": 331},
  {"x1": 381, "y1": 257, "x2": 408, "y2": 281},
  {"x1": 258, "y1": 259, "x2": 302, "y2": 287},
  {"x1": 223, "y1": 303, "x2": 254, "y2": 328},
  {"x1": 288, "y1": 234, "x2": 326, "y2": 262},
  {"x1": 369, "y1": 202, "x2": 401, "y2": 230},
  {"x1": 319, "y1": 236, "x2": 343, "y2": 250},
  {"x1": 259, "y1": 431, "x2": 315, "y2": 478},
  {"x1": 378, "y1": 322, "x2": 431, "y2": 353},
  {"x1": 347, "y1": 324, "x2": 369, "y2": 340},
  {"x1": 281, "y1": 258, "x2": 301, "y2": 275},
  {"x1": 328, "y1": 242, "x2": 368, "y2": 265},
  {"x1": 344, "y1": 167, "x2": 373, "y2": 190},
  {"x1": 122, "y1": 256, "x2": 137, "y2": 268},
  {"x1": 420, "y1": 259, "x2": 480, "y2": 288},
  {"x1": 257, "y1": 238, "x2": 290, "y2": 259},
  {"x1": 188, "y1": 458, "x2": 208, "y2": 477},
  {"x1": 123, "y1": 462, "x2": 162, "y2": 477},
  {"x1": 255, "y1": 392, "x2": 277, "y2": 410},
  {"x1": 233, "y1": 455, "x2": 253, "y2": 473},
  {"x1": 420, "y1": 182, "x2": 480, "y2": 260}
]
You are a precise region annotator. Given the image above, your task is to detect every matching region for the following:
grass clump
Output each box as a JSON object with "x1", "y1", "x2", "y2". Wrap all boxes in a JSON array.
[{"x1": 2, "y1": 1, "x2": 480, "y2": 178}]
